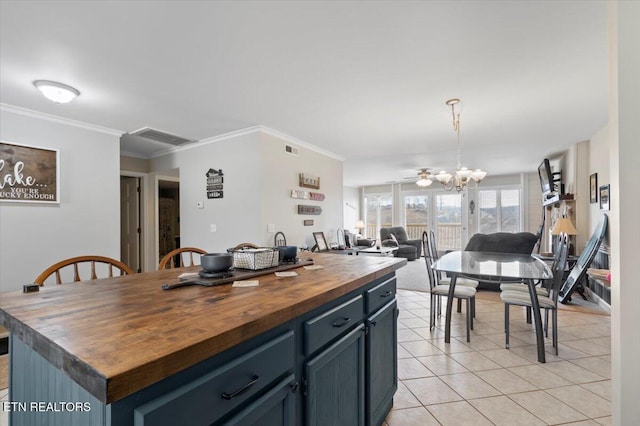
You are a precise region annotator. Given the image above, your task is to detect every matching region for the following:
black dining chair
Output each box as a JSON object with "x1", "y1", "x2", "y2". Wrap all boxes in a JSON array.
[
  {"x1": 428, "y1": 229, "x2": 478, "y2": 318},
  {"x1": 422, "y1": 231, "x2": 476, "y2": 342},
  {"x1": 500, "y1": 234, "x2": 569, "y2": 355}
]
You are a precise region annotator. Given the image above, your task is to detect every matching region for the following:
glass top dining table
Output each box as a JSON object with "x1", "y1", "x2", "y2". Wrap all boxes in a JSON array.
[{"x1": 433, "y1": 251, "x2": 553, "y2": 362}]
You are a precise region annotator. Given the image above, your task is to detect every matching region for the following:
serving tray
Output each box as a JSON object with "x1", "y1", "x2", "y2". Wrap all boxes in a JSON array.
[{"x1": 162, "y1": 257, "x2": 315, "y2": 290}]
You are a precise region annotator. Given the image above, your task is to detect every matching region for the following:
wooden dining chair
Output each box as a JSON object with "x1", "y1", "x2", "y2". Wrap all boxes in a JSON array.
[
  {"x1": 34, "y1": 255, "x2": 134, "y2": 285},
  {"x1": 231, "y1": 242, "x2": 259, "y2": 250},
  {"x1": 158, "y1": 247, "x2": 208, "y2": 270},
  {"x1": 422, "y1": 231, "x2": 476, "y2": 341}
]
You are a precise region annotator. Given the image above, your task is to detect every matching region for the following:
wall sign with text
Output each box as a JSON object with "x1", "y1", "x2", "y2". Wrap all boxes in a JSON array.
[
  {"x1": 1, "y1": 141, "x2": 60, "y2": 203},
  {"x1": 206, "y1": 168, "x2": 224, "y2": 199},
  {"x1": 298, "y1": 205, "x2": 322, "y2": 215}
]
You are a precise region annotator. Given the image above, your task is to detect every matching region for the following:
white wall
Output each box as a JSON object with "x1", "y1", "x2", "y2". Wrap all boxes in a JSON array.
[
  {"x1": 587, "y1": 125, "x2": 610, "y2": 236},
  {"x1": 151, "y1": 132, "x2": 262, "y2": 254},
  {"x1": 150, "y1": 128, "x2": 344, "y2": 252},
  {"x1": 343, "y1": 186, "x2": 360, "y2": 233},
  {"x1": 0, "y1": 107, "x2": 121, "y2": 292},
  {"x1": 609, "y1": 1, "x2": 640, "y2": 423},
  {"x1": 259, "y1": 131, "x2": 343, "y2": 248}
]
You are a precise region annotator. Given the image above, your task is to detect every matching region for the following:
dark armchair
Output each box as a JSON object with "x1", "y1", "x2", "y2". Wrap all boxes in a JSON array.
[{"x1": 380, "y1": 227, "x2": 422, "y2": 260}]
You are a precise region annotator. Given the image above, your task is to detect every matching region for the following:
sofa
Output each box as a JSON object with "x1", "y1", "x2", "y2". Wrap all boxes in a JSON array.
[
  {"x1": 344, "y1": 230, "x2": 375, "y2": 248},
  {"x1": 380, "y1": 227, "x2": 422, "y2": 261},
  {"x1": 464, "y1": 232, "x2": 539, "y2": 289},
  {"x1": 464, "y1": 232, "x2": 539, "y2": 254}
]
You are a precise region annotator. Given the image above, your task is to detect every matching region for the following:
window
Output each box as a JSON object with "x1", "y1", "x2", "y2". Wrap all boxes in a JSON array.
[
  {"x1": 478, "y1": 188, "x2": 521, "y2": 233},
  {"x1": 404, "y1": 195, "x2": 429, "y2": 240},
  {"x1": 434, "y1": 193, "x2": 463, "y2": 250}
]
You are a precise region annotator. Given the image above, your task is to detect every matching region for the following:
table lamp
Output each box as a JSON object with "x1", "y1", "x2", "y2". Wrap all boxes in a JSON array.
[
  {"x1": 355, "y1": 220, "x2": 365, "y2": 236},
  {"x1": 551, "y1": 217, "x2": 578, "y2": 254},
  {"x1": 551, "y1": 217, "x2": 577, "y2": 236}
]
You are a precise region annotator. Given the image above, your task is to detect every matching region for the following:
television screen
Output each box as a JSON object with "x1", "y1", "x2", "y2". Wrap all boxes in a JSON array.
[{"x1": 538, "y1": 159, "x2": 554, "y2": 194}]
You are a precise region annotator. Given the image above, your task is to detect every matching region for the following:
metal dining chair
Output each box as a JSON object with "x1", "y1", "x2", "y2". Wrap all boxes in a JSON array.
[
  {"x1": 428, "y1": 229, "x2": 478, "y2": 317},
  {"x1": 422, "y1": 231, "x2": 476, "y2": 341},
  {"x1": 500, "y1": 234, "x2": 569, "y2": 355}
]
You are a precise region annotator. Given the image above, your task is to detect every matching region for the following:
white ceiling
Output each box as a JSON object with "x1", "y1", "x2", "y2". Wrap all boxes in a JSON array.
[{"x1": 0, "y1": 1, "x2": 608, "y2": 187}]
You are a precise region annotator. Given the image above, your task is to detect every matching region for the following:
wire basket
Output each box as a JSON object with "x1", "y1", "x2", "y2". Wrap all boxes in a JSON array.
[{"x1": 232, "y1": 248, "x2": 280, "y2": 270}]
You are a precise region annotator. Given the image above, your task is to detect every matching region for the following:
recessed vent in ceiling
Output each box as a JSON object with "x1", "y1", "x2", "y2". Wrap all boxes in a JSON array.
[
  {"x1": 130, "y1": 127, "x2": 195, "y2": 146},
  {"x1": 284, "y1": 144, "x2": 299, "y2": 156}
]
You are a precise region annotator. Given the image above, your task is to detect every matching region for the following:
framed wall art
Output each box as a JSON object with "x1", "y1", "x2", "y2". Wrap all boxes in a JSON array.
[
  {"x1": 589, "y1": 173, "x2": 598, "y2": 204},
  {"x1": 299, "y1": 173, "x2": 320, "y2": 190},
  {"x1": 0, "y1": 141, "x2": 59, "y2": 203},
  {"x1": 312, "y1": 232, "x2": 329, "y2": 252},
  {"x1": 599, "y1": 184, "x2": 610, "y2": 211}
]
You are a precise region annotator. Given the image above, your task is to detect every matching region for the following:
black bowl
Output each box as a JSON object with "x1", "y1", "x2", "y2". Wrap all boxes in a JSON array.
[
  {"x1": 277, "y1": 246, "x2": 298, "y2": 262},
  {"x1": 201, "y1": 253, "x2": 234, "y2": 273}
]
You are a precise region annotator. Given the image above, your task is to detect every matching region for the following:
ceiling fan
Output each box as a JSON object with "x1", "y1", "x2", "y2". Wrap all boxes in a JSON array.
[{"x1": 403, "y1": 168, "x2": 435, "y2": 187}]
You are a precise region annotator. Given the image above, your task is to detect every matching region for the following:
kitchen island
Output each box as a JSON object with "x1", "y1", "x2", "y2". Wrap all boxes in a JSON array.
[{"x1": 0, "y1": 252, "x2": 406, "y2": 426}]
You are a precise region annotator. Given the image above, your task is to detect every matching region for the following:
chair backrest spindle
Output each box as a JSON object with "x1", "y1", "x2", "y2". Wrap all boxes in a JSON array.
[
  {"x1": 34, "y1": 256, "x2": 134, "y2": 285},
  {"x1": 158, "y1": 247, "x2": 208, "y2": 270}
]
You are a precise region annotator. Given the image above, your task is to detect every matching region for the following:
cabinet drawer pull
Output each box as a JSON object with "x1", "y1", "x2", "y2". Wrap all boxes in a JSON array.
[
  {"x1": 380, "y1": 291, "x2": 393, "y2": 298},
  {"x1": 221, "y1": 375, "x2": 260, "y2": 400},
  {"x1": 332, "y1": 317, "x2": 351, "y2": 327}
]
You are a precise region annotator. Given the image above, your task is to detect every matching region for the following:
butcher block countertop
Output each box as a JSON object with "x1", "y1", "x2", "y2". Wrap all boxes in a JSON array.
[{"x1": 0, "y1": 253, "x2": 405, "y2": 404}]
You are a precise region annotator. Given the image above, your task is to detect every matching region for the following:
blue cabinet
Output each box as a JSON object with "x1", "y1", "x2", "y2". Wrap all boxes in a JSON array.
[
  {"x1": 366, "y1": 300, "x2": 398, "y2": 426},
  {"x1": 8, "y1": 274, "x2": 398, "y2": 426},
  {"x1": 223, "y1": 374, "x2": 296, "y2": 426},
  {"x1": 133, "y1": 331, "x2": 295, "y2": 426},
  {"x1": 305, "y1": 324, "x2": 366, "y2": 426}
]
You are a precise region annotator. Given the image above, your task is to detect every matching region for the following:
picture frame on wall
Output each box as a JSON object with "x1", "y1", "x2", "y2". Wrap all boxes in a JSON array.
[
  {"x1": 599, "y1": 184, "x2": 610, "y2": 211},
  {"x1": 0, "y1": 141, "x2": 60, "y2": 204},
  {"x1": 589, "y1": 173, "x2": 598, "y2": 204}
]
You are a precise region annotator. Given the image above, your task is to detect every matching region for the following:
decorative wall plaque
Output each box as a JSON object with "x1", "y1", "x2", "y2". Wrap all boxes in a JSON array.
[
  {"x1": 303, "y1": 219, "x2": 314, "y2": 226},
  {"x1": 299, "y1": 173, "x2": 320, "y2": 189},
  {"x1": 291, "y1": 189, "x2": 309, "y2": 199},
  {"x1": 206, "y1": 168, "x2": 224, "y2": 199},
  {"x1": 309, "y1": 192, "x2": 325, "y2": 201},
  {"x1": 0, "y1": 141, "x2": 59, "y2": 203},
  {"x1": 298, "y1": 205, "x2": 322, "y2": 215}
]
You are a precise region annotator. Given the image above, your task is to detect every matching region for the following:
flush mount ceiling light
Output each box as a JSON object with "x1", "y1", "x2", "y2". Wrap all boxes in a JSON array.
[
  {"x1": 33, "y1": 80, "x2": 80, "y2": 104},
  {"x1": 434, "y1": 98, "x2": 487, "y2": 192}
]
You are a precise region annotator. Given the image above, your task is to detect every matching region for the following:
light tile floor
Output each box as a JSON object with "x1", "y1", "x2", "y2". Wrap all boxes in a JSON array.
[{"x1": 385, "y1": 289, "x2": 612, "y2": 426}]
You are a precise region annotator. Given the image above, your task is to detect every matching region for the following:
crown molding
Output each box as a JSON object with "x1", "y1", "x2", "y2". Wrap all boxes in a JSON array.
[
  {"x1": 120, "y1": 150, "x2": 149, "y2": 159},
  {"x1": 258, "y1": 125, "x2": 344, "y2": 161},
  {"x1": 150, "y1": 124, "x2": 344, "y2": 162},
  {"x1": 0, "y1": 103, "x2": 123, "y2": 137},
  {"x1": 1, "y1": 103, "x2": 344, "y2": 162}
]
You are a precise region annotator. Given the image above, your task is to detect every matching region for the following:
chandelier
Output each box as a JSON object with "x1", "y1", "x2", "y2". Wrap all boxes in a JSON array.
[{"x1": 433, "y1": 98, "x2": 487, "y2": 192}]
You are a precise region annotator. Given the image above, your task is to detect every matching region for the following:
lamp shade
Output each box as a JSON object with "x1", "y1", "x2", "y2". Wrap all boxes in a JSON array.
[
  {"x1": 551, "y1": 217, "x2": 578, "y2": 235},
  {"x1": 355, "y1": 220, "x2": 365, "y2": 230}
]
